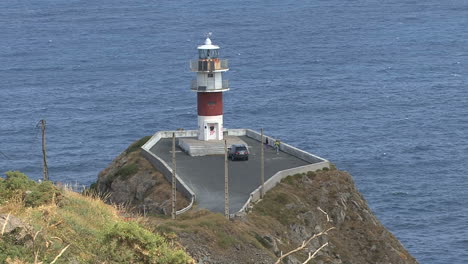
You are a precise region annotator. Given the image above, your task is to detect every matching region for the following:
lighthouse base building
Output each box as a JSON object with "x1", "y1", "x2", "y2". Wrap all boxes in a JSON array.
[{"x1": 197, "y1": 92, "x2": 224, "y2": 141}]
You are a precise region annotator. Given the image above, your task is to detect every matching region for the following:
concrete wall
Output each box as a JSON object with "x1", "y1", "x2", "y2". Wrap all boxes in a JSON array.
[
  {"x1": 142, "y1": 130, "x2": 199, "y2": 150},
  {"x1": 227, "y1": 128, "x2": 328, "y2": 164},
  {"x1": 141, "y1": 130, "x2": 198, "y2": 215},
  {"x1": 142, "y1": 129, "x2": 330, "y2": 216}
]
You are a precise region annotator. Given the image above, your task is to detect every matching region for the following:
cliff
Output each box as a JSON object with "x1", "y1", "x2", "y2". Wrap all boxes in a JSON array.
[
  {"x1": 96, "y1": 137, "x2": 418, "y2": 264},
  {"x1": 95, "y1": 136, "x2": 189, "y2": 215},
  {"x1": 150, "y1": 169, "x2": 418, "y2": 264}
]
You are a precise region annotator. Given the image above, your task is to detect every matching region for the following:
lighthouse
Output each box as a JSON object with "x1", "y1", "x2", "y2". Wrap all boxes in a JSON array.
[{"x1": 190, "y1": 34, "x2": 229, "y2": 141}]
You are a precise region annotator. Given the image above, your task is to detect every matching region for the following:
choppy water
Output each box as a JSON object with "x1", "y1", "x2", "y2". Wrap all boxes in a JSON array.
[{"x1": 1, "y1": 0, "x2": 467, "y2": 262}]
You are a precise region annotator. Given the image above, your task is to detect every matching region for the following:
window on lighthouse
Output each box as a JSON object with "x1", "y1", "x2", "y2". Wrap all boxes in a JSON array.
[{"x1": 199, "y1": 49, "x2": 219, "y2": 59}]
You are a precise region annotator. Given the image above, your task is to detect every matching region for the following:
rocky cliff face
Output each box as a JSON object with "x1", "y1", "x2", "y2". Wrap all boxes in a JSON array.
[
  {"x1": 243, "y1": 169, "x2": 418, "y2": 264},
  {"x1": 150, "y1": 169, "x2": 418, "y2": 264},
  {"x1": 95, "y1": 137, "x2": 188, "y2": 215}
]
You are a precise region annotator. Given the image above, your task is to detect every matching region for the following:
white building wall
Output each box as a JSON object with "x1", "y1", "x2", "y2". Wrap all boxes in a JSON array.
[
  {"x1": 196, "y1": 72, "x2": 224, "y2": 91},
  {"x1": 197, "y1": 72, "x2": 206, "y2": 89},
  {"x1": 198, "y1": 115, "x2": 223, "y2": 141},
  {"x1": 214, "y1": 72, "x2": 222, "y2": 89}
]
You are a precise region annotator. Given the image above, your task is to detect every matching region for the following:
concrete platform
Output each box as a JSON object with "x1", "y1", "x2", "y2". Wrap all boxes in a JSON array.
[
  {"x1": 150, "y1": 136, "x2": 312, "y2": 213},
  {"x1": 178, "y1": 136, "x2": 247, "y2": 156}
]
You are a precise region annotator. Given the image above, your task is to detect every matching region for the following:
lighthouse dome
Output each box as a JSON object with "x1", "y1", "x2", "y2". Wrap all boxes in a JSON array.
[
  {"x1": 197, "y1": 37, "x2": 220, "y2": 50},
  {"x1": 197, "y1": 37, "x2": 220, "y2": 59}
]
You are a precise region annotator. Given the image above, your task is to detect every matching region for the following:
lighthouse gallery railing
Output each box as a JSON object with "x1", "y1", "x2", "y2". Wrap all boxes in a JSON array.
[{"x1": 190, "y1": 59, "x2": 228, "y2": 72}]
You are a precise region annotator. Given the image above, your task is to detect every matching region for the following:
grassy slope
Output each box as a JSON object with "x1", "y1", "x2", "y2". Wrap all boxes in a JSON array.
[{"x1": 0, "y1": 172, "x2": 193, "y2": 264}]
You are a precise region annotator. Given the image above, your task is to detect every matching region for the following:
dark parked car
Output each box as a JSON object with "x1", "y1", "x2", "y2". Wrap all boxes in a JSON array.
[{"x1": 228, "y1": 144, "x2": 249, "y2": 161}]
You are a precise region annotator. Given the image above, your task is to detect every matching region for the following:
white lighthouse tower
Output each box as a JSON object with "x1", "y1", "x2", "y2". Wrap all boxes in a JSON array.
[{"x1": 190, "y1": 34, "x2": 229, "y2": 141}]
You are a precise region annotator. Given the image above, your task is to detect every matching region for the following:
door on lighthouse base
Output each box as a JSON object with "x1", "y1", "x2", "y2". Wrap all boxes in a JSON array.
[{"x1": 205, "y1": 122, "x2": 219, "y2": 140}]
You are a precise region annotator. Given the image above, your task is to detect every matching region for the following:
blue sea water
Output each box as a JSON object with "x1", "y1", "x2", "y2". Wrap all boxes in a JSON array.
[{"x1": 1, "y1": 0, "x2": 467, "y2": 262}]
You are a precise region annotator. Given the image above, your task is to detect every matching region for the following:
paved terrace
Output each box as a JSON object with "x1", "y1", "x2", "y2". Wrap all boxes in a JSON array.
[{"x1": 150, "y1": 136, "x2": 315, "y2": 213}]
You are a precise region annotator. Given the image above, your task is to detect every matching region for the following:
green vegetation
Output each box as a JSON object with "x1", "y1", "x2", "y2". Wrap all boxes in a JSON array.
[
  {"x1": 0, "y1": 171, "x2": 192, "y2": 264},
  {"x1": 126, "y1": 135, "x2": 152, "y2": 154},
  {"x1": 153, "y1": 210, "x2": 245, "y2": 250},
  {"x1": 102, "y1": 221, "x2": 189, "y2": 263},
  {"x1": 254, "y1": 190, "x2": 298, "y2": 225},
  {"x1": 216, "y1": 231, "x2": 237, "y2": 249},
  {"x1": 0, "y1": 171, "x2": 62, "y2": 207},
  {"x1": 114, "y1": 163, "x2": 139, "y2": 180},
  {"x1": 254, "y1": 233, "x2": 273, "y2": 249}
]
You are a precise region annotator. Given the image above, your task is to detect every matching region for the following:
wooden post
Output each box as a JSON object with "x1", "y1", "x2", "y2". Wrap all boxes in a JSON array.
[
  {"x1": 224, "y1": 139, "x2": 229, "y2": 219},
  {"x1": 172, "y1": 133, "x2": 177, "y2": 220},
  {"x1": 260, "y1": 128, "x2": 264, "y2": 198},
  {"x1": 41, "y1": 120, "x2": 49, "y2": 181}
]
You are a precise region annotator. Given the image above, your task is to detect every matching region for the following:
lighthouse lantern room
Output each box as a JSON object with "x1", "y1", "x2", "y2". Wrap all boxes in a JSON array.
[{"x1": 190, "y1": 34, "x2": 229, "y2": 141}]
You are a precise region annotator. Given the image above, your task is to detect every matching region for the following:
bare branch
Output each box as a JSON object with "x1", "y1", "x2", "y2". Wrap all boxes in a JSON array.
[
  {"x1": 33, "y1": 228, "x2": 42, "y2": 242},
  {"x1": 50, "y1": 244, "x2": 70, "y2": 264},
  {"x1": 303, "y1": 242, "x2": 329, "y2": 264},
  {"x1": 1, "y1": 213, "x2": 11, "y2": 236},
  {"x1": 317, "y1": 207, "x2": 330, "y2": 222},
  {"x1": 274, "y1": 227, "x2": 334, "y2": 264}
]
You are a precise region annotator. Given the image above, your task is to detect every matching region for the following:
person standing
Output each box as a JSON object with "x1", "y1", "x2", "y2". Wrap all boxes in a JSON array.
[{"x1": 274, "y1": 139, "x2": 280, "y2": 154}]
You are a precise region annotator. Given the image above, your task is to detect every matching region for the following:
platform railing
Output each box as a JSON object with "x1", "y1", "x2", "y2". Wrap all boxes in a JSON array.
[{"x1": 190, "y1": 59, "x2": 228, "y2": 72}]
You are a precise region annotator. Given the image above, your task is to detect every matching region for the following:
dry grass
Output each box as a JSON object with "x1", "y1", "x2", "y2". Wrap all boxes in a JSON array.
[
  {"x1": 0, "y1": 193, "x2": 26, "y2": 216},
  {"x1": 1, "y1": 186, "x2": 192, "y2": 263}
]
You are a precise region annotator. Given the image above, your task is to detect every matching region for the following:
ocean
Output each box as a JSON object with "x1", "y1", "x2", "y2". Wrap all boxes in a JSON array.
[{"x1": 1, "y1": 0, "x2": 467, "y2": 262}]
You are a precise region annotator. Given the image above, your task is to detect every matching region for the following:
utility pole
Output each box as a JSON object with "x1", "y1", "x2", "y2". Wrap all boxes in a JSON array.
[
  {"x1": 40, "y1": 120, "x2": 49, "y2": 181},
  {"x1": 172, "y1": 133, "x2": 177, "y2": 220},
  {"x1": 224, "y1": 139, "x2": 229, "y2": 219},
  {"x1": 260, "y1": 128, "x2": 265, "y2": 198}
]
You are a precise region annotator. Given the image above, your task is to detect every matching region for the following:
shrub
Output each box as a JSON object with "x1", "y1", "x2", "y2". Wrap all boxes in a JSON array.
[
  {"x1": 217, "y1": 231, "x2": 236, "y2": 249},
  {"x1": 3, "y1": 171, "x2": 35, "y2": 191},
  {"x1": 254, "y1": 233, "x2": 273, "y2": 249},
  {"x1": 0, "y1": 171, "x2": 62, "y2": 207},
  {"x1": 281, "y1": 175, "x2": 294, "y2": 185},
  {"x1": 273, "y1": 193, "x2": 289, "y2": 204},
  {"x1": 126, "y1": 136, "x2": 152, "y2": 154},
  {"x1": 100, "y1": 221, "x2": 190, "y2": 263},
  {"x1": 115, "y1": 164, "x2": 139, "y2": 180},
  {"x1": 89, "y1": 182, "x2": 97, "y2": 190},
  {"x1": 0, "y1": 238, "x2": 32, "y2": 263},
  {"x1": 306, "y1": 171, "x2": 316, "y2": 178},
  {"x1": 23, "y1": 180, "x2": 61, "y2": 207}
]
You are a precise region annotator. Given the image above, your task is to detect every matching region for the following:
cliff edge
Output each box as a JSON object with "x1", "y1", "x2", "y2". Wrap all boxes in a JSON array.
[{"x1": 95, "y1": 136, "x2": 189, "y2": 215}]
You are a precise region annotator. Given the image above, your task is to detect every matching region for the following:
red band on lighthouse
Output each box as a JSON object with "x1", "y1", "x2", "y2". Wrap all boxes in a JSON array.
[{"x1": 197, "y1": 92, "x2": 223, "y2": 116}]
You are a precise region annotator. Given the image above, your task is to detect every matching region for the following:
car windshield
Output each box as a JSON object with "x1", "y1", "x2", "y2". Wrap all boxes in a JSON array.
[{"x1": 236, "y1": 147, "x2": 247, "y2": 151}]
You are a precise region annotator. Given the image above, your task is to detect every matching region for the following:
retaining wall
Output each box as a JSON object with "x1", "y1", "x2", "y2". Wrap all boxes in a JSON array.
[{"x1": 141, "y1": 130, "x2": 197, "y2": 215}]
